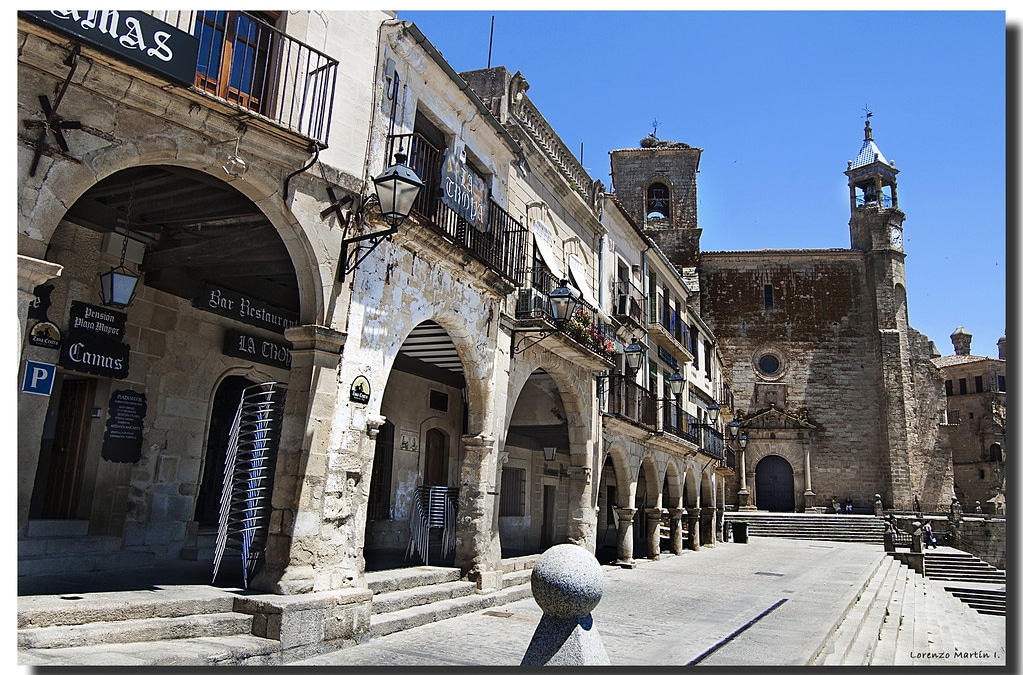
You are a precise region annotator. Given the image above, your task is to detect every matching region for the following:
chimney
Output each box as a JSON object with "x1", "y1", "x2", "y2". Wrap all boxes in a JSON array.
[{"x1": 950, "y1": 326, "x2": 972, "y2": 356}]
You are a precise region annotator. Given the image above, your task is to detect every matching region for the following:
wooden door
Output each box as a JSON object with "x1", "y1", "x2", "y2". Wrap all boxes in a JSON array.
[{"x1": 40, "y1": 378, "x2": 96, "y2": 518}]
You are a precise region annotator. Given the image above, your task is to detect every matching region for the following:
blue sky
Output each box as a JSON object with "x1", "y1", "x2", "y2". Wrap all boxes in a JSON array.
[{"x1": 398, "y1": 9, "x2": 1009, "y2": 359}]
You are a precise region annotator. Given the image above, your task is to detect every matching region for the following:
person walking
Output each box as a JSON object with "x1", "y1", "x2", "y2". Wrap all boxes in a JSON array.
[{"x1": 923, "y1": 519, "x2": 937, "y2": 549}]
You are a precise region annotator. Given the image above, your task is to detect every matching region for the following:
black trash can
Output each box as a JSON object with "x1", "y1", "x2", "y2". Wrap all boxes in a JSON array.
[{"x1": 732, "y1": 521, "x2": 749, "y2": 544}]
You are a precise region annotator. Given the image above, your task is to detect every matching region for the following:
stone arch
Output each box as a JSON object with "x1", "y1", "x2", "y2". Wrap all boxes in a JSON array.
[
  {"x1": 662, "y1": 459, "x2": 683, "y2": 510},
  {"x1": 682, "y1": 460, "x2": 700, "y2": 508},
  {"x1": 20, "y1": 155, "x2": 326, "y2": 326}
]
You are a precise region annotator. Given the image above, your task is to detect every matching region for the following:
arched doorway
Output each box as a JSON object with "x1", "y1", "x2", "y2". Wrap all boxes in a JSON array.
[
  {"x1": 755, "y1": 455, "x2": 795, "y2": 512},
  {"x1": 368, "y1": 320, "x2": 466, "y2": 569},
  {"x1": 195, "y1": 375, "x2": 257, "y2": 528}
]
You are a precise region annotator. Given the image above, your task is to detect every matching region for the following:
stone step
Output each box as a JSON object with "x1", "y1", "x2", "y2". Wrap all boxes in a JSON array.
[
  {"x1": 844, "y1": 557, "x2": 902, "y2": 665},
  {"x1": 19, "y1": 611, "x2": 255, "y2": 650},
  {"x1": 26, "y1": 520, "x2": 90, "y2": 538},
  {"x1": 369, "y1": 583, "x2": 533, "y2": 638},
  {"x1": 18, "y1": 549, "x2": 157, "y2": 577},
  {"x1": 365, "y1": 566, "x2": 462, "y2": 595},
  {"x1": 18, "y1": 585, "x2": 239, "y2": 629},
  {"x1": 19, "y1": 634, "x2": 282, "y2": 667},
  {"x1": 870, "y1": 561, "x2": 908, "y2": 664},
  {"x1": 371, "y1": 579, "x2": 477, "y2": 615},
  {"x1": 813, "y1": 556, "x2": 891, "y2": 665}
]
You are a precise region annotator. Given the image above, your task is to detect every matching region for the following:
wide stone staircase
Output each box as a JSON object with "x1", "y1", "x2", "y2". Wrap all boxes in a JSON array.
[
  {"x1": 924, "y1": 550, "x2": 1006, "y2": 617},
  {"x1": 811, "y1": 555, "x2": 1005, "y2": 665},
  {"x1": 722, "y1": 512, "x2": 885, "y2": 543},
  {"x1": 18, "y1": 551, "x2": 540, "y2": 666}
]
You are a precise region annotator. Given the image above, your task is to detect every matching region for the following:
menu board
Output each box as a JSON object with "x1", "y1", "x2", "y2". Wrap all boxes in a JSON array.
[{"x1": 101, "y1": 389, "x2": 147, "y2": 463}]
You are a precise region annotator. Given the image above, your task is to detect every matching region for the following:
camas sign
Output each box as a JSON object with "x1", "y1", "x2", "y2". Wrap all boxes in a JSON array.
[{"x1": 22, "y1": 10, "x2": 199, "y2": 87}]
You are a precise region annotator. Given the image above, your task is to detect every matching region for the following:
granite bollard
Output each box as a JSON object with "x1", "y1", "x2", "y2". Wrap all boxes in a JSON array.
[{"x1": 520, "y1": 543, "x2": 610, "y2": 666}]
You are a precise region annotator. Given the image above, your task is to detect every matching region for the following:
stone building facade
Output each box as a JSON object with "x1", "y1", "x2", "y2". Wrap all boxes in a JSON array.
[
  {"x1": 609, "y1": 121, "x2": 956, "y2": 513},
  {"x1": 933, "y1": 328, "x2": 1006, "y2": 514},
  {"x1": 17, "y1": 11, "x2": 731, "y2": 656}
]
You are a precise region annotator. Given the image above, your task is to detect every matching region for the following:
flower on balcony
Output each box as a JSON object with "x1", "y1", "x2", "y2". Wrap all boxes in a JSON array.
[{"x1": 565, "y1": 310, "x2": 617, "y2": 357}]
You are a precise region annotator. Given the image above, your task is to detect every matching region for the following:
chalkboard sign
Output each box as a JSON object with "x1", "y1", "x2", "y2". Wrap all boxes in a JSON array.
[{"x1": 102, "y1": 389, "x2": 147, "y2": 463}]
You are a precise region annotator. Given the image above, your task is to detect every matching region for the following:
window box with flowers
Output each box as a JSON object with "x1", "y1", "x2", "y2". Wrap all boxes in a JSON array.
[{"x1": 565, "y1": 309, "x2": 617, "y2": 360}]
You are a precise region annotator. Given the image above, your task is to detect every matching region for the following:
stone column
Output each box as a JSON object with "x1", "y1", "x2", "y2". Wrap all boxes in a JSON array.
[
  {"x1": 737, "y1": 448, "x2": 752, "y2": 510},
  {"x1": 454, "y1": 434, "x2": 501, "y2": 591},
  {"x1": 701, "y1": 509, "x2": 715, "y2": 548},
  {"x1": 686, "y1": 508, "x2": 701, "y2": 551},
  {"x1": 614, "y1": 507, "x2": 636, "y2": 568},
  {"x1": 667, "y1": 508, "x2": 685, "y2": 554},
  {"x1": 802, "y1": 445, "x2": 816, "y2": 510},
  {"x1": 17, "y1": 255, "x2": 64, "y2": 535},
  {"x1": 645, "y1": 508, "x2": 663, "y2": 560},
  {"x1": 253, "y1": 325, "x2": 346, "y2": 595}
]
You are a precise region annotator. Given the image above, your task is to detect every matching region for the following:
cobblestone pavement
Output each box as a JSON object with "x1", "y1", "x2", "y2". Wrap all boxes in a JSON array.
[{"x1": 291, "y1": 538, "x2": 913, "y2": 667}]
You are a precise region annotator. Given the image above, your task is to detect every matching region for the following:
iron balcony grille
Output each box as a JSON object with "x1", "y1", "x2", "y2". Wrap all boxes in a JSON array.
[
  {"x1": 386, "y1": 133, "x2": 528, "y2": 285},
  {"x1": 604, "y1": 374, "x2": 657, "y2": 428},
  {"x1": 662, "y1": 403, "x2": 698, "y2": 446},
  {"x1": 701, "y1": 427, "x2": 725, "y2": 460},
  {"x1": 515, "y1": 265, "x2": 616, "y2": 363},
  {"x1": 149, "y1": 11, "x2": 337, "y2": 145},
  {"x1": 613, "y1": 279, "x2": 645, "y2": 327}
]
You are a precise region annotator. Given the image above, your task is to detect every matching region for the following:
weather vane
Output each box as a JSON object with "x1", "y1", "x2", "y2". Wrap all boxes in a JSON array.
[
  {"x1": 651, "y1": 118, "x2": 659, "y2": 136},
  {"x1": 862, "y1": 104, "x2": 873, "y2": 119}
]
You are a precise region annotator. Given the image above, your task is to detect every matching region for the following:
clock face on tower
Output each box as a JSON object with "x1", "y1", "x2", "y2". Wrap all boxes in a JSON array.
[{"x1": 889, "y1": 226, "x2": 903, "y2": 250}]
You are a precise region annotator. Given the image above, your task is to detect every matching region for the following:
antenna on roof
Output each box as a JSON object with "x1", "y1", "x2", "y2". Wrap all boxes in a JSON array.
[{"x1": 487, "y1": 15, "x2": 494, "y2": 68}]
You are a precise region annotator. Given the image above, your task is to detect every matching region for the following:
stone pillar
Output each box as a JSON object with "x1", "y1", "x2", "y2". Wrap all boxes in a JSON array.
[
  {"x1": 454, "y1": 434, "x2": 501, "y2": 591},
  {"x1": 667, "y1": 508, "x2": 685, "y2": 554},
  {"x1": 700, "y1": 509, "x2": 715, "y2": 548},
  {"x1": 686, "y1": 508, "x2": 701, "y2": 551},
  {"x1": 802, "y1": 445, "x2": 815, "y2": 510},
  {"x1": 566, "y1": 463, "x2": 597, "y2": 552},
  {"x1": 614, "y1": 507, "x2": 636, "y2": 568},
  {"x1": 17, "y1": 255, "x2": 64, "y2": 535},
  {"x1": 737, "y1": 448, "x2": 753, "y2": 510},
  {"x1": 911, "y1": 520, "x2": 923, "y2": 554},
  {"x1": 645, "y1": 508, "x2": 663, "y2": 560},
  {"x1": 253, "y1": 325, "x2": 346, "y2": 595}
]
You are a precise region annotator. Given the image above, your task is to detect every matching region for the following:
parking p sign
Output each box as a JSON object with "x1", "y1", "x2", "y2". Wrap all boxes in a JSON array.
[{"x1": 22, "y1": 360, "x2": 56, "y2": 396}]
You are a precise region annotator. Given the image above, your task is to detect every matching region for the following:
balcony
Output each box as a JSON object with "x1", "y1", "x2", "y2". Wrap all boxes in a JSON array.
[
  {"x1": 700, "y1": 427, "x2": 725, "y2": 460},
  {"x1": 515, "y1": 265, "x2": 616, "y2": 368},
  {"x1": 603, "y1": 375, "x2": 657, "y2": 429},
  {"x1": 662, "y1": 404, "x2": 698, "y2": 446},
  {"x1": 387, "y1": 133, "x2": 528, "y2": 285},
  {"x1": 612, "y1": 279, "x2": 645, "y2": 329},
  {"x1": 647, "y1": 306, "x2": 694, "y2": 364},
  {"x1": 151, "y1": 11, "x2": 338, "y2": 145}
]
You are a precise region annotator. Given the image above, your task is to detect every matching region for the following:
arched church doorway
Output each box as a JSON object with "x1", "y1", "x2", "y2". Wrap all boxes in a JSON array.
[{"x1": 755, "y1": 455, "x2": 795, "y2": 512}]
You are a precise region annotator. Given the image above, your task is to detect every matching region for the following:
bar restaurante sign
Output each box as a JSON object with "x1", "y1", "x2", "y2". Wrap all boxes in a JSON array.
[
  {"x1": 223, "y1": 329, "x2": 292, "y2": 370},
  {"x1": 22, "y1": 10, "x2": 199, "y2": 87},
  {"x1": 195, "y1": 284, "x2": 299, "y2": 336}
]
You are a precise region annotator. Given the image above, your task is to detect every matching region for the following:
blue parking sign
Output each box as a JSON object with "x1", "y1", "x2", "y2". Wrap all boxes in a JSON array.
[{"x1": 22, "y1": 360, "x2": 56, "y2": 396}]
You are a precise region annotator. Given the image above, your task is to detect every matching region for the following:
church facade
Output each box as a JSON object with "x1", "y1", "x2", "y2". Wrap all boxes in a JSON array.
[{"x1": 609, "y1": 122, "x2": 955, "y2": 513}]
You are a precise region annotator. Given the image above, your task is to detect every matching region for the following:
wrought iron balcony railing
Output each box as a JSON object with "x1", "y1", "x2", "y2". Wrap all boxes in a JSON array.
[
  {"x1": 515, "y1": 265, "x2": 616, "y2": 363},
  {"x1": 150, "y1": 11, "x2": 338, "y2": 145},
  {"x1": 387, "y1": 133, "x2": 528, "y2": 285},
  {"x1": 662, "y1": 404, "x2": 698, "y2": 445},
  {"x1": 612, "y1": 279, "x2": 645, "y2": 328},
  {"x1": 604, "y1": 374, "x2": 657, "y2": 428}
]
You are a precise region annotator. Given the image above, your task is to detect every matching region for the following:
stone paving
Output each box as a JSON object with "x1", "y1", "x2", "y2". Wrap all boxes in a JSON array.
[{"x1": 292, "y1": 537, "x2": 996, "y2": 667}]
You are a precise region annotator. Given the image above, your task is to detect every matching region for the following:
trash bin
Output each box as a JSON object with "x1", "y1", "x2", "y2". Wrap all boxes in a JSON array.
[{"x1": 732, "y1": 521, "x2": 749, "y2": 544}]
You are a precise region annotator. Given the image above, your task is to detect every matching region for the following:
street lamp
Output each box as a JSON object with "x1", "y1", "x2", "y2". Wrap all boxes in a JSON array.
[
  {"x1": 337, "y1": 149, "x2": 425, "y2": 277},
  {"x1": 512, "y1": 280, "x2": 582, "y2": 356},
  {"x1": 543, "y1": 446, "x2": 557, "y2": 462},
  {"x1": 667, "y1": 367, "x2": 686, "y2": 398},
  {"x1": 623, "y1": 337, "x2": 646, "y2": 373},
  {"x1": 707, "y1": 400, "x2": 720, "y2": 424},
  {"x1": 548, "y1": 279, "x2": 581, "y2": 326}
]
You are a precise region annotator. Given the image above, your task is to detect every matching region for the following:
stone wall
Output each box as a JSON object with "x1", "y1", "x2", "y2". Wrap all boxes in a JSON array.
[
  {"x1": 699, "y1": 251, "x2": 890, "y2": 508},
  {"x1": 955, "y1": 517, "x2": 1006, "y2": 569}
]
